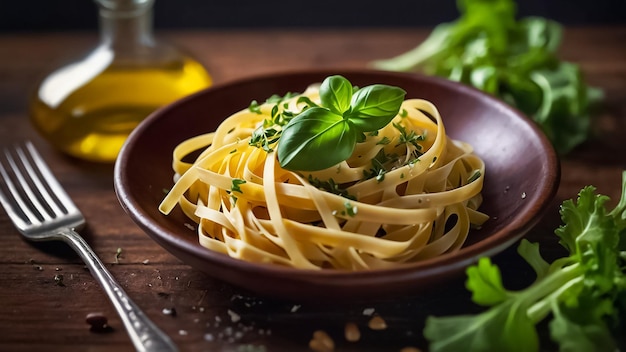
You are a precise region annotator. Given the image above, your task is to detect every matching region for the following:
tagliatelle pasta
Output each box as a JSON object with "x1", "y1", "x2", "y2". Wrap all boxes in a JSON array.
[{"x1": 159, "y1": 83, "x2": 488, "y2": 270}]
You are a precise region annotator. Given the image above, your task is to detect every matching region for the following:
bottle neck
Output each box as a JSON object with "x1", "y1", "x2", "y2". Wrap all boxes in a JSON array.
[{"x1": 96, "y1": 0, "x2": 155, "y2": 48}]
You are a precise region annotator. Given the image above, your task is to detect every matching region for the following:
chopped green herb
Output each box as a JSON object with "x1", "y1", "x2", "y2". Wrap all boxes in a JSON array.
[
  {"x1": 250, "y1": 126, "x2": 280, "y2": 152},
  {"x1": 394, "y1": 122, "x2": 425, "y2": 150},
  {"x1": 248, "y1": 95, "x2": 301, "y2": 153},
  {"x1": 266, "y1": 92, "x2": 298, "y2": 104},
  {"x1": 376, "y1": 136, "x2": 391, "y2": 145},
  {"x1": 344, "y1": 201, "x2": 358, "y2": 217},
  {"x1": 248, "y1": 100, "x2": 262, "y2": 114},
  {"x1": 231, "y1": 179, "x2": 247, "y2": 193},
  {"x1": 308, "y1": 175, "x2": 355, "y2": 200},
  {"x1": 270, "y1": 104, "x2": 279, "y2": 120},
  {"x1": 362, "y1": 149, "x2": 398, "y2": 182},
  {"x1": 114, "y1": 247, "x2": 122, "y2": 264},
  {"x1": 467, "y1": 170, "x2": 481, "y2": 183},
  {"x1": 399, "y1": 108, "x2": 408, "y2": 118},
  {"x1": 375, "y1": 169, "x2": 386, "y2": 182},
  {"x1": 296, "y1": 96, "x2": 319, "y2": 109}
]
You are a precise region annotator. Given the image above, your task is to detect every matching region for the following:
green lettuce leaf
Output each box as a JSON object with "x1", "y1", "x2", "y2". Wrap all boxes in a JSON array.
[
  {"x1": 424, "y1": 171, "x2": 626, "y2": 351},
  {"x1": 372, "y1": 0, "x2": 601, "y2": 154}
]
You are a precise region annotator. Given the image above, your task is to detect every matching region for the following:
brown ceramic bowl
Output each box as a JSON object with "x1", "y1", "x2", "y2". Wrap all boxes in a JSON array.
[{"x1": 114, "y1": 69, "x2": 559, "y2": 300}]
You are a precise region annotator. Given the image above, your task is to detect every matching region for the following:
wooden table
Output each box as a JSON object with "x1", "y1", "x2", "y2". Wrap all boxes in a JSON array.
[{"x1": 1, "y1": 27, "x2": 625, "y2": 351}]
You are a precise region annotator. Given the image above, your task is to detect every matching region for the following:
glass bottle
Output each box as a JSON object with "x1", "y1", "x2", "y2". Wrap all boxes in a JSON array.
[{"x1": 30, "y1": 0, "x2": 212, "y2": 162}]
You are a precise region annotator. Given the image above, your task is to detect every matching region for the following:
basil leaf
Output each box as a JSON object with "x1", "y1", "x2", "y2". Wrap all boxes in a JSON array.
[
  {"x1": 320, "y1": 75, "x2": 353, "y2": 115},
  {"x1": 274, "y1": 76, "x2": 407, "y2": 172},
  {"x1": 277, "y1": 107, "x2": 356, "y2": 171},
  {"x1": 346, "y1": 84, "x2": 406, "y2": 132}
]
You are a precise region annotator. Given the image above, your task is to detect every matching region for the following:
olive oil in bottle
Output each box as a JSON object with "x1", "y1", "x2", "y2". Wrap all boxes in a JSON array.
[{"x1": 29, "y1": 0, "x2": 212, "y2": 162}]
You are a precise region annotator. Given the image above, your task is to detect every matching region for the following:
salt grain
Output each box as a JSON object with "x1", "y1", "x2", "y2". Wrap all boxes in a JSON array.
[
  {"x1": 162, "y1": 307, "x2": 177, "y2": 317},
  {"x1": 362, "y1": 308, "x2": 375, "y2": 316},
  {"x1": 290, "y1": 304, "x2": 301, "y2": 313},
  {"x1": 227, "y1": 309, "x2": 241, "y2": 323}
]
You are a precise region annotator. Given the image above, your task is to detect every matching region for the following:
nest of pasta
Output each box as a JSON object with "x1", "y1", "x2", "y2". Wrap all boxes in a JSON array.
[{"x1": 160, "y1": 83, "x2": 487, "y2": 270}]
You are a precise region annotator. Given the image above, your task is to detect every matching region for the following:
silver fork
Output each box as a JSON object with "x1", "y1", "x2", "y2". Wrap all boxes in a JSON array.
[{"x1": 0, "y1": 141, "x2": 177, "y2": 352}]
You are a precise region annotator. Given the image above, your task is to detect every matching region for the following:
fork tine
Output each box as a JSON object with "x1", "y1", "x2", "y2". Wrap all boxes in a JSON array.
[
  {"x1": 23, "y1": 142, "x2": 79, "y2": 216},
  {"x1": 6, "y1": 146, "x2": 56, "y2": 222},
  {"x1": 0, "y1": 155, "x2": 34, "y2": 229},
  {"x1": 16, "y1": 143, "x2": 67, "y2": 217},
  {"x1": 0, "y1": 142, "x2": 80, "y2": 230}
]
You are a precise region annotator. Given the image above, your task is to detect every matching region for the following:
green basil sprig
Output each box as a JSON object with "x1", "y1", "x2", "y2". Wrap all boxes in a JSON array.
[{"x1": 277, "y1": 75, "x2": 406, "y2": 171}]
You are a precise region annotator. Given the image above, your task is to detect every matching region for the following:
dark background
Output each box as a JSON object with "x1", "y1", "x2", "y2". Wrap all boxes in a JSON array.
[{"x1": 2, "y1": 0, "x2": 625, "y2": 32}]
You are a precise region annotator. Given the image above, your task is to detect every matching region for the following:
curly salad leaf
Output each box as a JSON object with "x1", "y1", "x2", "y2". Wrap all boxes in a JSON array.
[
  {"x1": 372, "y1": 0, "x2": 602, "y2": 154},
  {"x1": 424, "y1": 171, "x2": 626, "y2": 351}
]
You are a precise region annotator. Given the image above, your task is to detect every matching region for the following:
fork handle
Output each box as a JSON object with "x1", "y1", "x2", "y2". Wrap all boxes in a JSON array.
[{"x1": 59, "y1": 228, "x2": 178, "y2": 352}]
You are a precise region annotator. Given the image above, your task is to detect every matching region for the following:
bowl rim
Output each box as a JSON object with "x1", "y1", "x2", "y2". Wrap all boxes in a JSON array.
[{"x1": 114, "y1": 68, "x2": 560, "y2": 287}]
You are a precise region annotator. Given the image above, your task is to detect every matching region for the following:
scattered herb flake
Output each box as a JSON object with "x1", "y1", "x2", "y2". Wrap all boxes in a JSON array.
[
  {"x1": 114, "y1": 247, "x2": 122, "y2": 264},
  {"x1": 376, "y1": 136, "x2": 391, "y2": 145},
  {"x1": 231, "y1": 179, "x2": 247, "y2": 193},
  {"x1": 308, "y1": 175, "x2": 356, "y2": 200},
  {"x1": 394, "y1": 122, "x2": 425, "y2": 150},
  {"x1": 248, "y1": 100, "x2": 262, "y2": 114},
  {"x1": 344, "y1": 201, "x2": 358, "y2": 217},
  {"x1": 467, "y1": 170, "x2": 481, "y2": 183}
]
